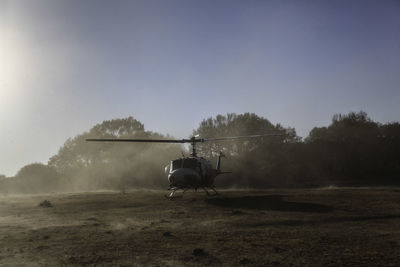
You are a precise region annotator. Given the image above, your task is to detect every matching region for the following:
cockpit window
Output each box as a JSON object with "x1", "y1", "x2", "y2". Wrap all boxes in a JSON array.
[
  {"x1": 171, "y1": 159, "x2": 183, "y2": 170},
  {"x1": 171, "y1": 158, "x2": 198, "y2": 170},
  {"x1": 182, "y1": 158, "x2": 198, "y2": 170}
]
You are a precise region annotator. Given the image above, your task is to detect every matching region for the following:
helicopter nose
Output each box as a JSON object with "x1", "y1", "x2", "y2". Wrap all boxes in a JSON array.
[
  {"x1": 168, "y1": 169, "x2": 200, "y2": 187},
  {"x1": 168, "y1": 171, "x2": 184, "y2": 186}
]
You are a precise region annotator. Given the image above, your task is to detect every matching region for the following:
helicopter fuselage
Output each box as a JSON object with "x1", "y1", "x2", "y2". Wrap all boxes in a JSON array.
[{"x1": 166, "y1": 156, "x2": 217, "y2": 189}]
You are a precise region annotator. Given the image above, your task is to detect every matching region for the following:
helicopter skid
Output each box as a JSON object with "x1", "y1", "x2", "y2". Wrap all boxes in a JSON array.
[
  {"x1": 165, "y1": 187, "x2": 187, "y2": 199},
  {"x1": 202, "y1": 187, "x2": 220, "y2": 196},
  {"x1": 165, "y1": 186, "x2": 219, "y2": 199},
  {"x1": 164, "y1": 193, "x2": 182, "y2": 199}
]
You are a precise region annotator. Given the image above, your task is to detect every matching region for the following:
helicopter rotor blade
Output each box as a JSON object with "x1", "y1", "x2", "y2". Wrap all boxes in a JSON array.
[
  {"x1": 86, "y1": 134, "x2": 282, "y2": 144},
  {"x1": 203, "y1": 134, "x2": 282, "y2": 142},
  {"x1": 86, "y1": 138, "x2": 185, "y2": 143},
  {"x1": 85, "y1": 138, "x2": 204, "y2": 143}
]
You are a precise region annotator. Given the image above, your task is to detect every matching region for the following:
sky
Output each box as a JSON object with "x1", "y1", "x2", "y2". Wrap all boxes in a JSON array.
[{"x1": 1, "y1": 0, "x2": 400, "y2": 176}]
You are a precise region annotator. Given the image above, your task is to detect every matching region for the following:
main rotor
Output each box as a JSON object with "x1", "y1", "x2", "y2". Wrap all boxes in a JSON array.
[{"x1": 86, "y1": 134, "x2": 282, "y2": 157}]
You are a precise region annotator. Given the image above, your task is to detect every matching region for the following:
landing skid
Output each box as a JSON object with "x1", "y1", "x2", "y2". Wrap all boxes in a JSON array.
[
  {"x1": 164, "y1": 187, "x2": 188, "y2": 199},
  {"x1": 202, "y1": 186, "x2": 220, "y2": 196},
  {"x1": 165, "y1": 186, "x2": 220, "y2": 199}
]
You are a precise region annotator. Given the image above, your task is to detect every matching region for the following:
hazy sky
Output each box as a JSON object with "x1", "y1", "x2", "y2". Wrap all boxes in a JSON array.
[{"x1": 1, "y1": 0, "x2": 400, "y2": 176}]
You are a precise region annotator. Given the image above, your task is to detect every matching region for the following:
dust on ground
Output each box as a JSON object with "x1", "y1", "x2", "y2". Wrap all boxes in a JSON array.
[{"x1": 0, "y1": 188, "x2": 400, "y2": 266}]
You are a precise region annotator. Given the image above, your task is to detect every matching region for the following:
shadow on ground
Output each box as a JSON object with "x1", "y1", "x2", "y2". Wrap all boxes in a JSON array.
[
  {"x1": 205, "y1": 195, "x2": 333, "y2": 213},
  {"x1": 253, "y1": 214, "x2": 400, "y2": 227}
]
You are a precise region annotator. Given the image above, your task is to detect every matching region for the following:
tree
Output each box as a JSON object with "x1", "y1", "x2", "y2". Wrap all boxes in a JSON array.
[
  {"x1": 305, "y1": 111, "x2": 391, "y2": 185},
  {"x1": 48, "y1": 116, "x2": 181, "y2": 190},
  {"x1": 378, "y1": 122, "x2": 400, "y2": 181},
  {"x1": 14, "y1": 163, "x2": 59, "y2": 193},
  {"x1": 193, "y1": 113, "x2": 302, "y2": 187}
]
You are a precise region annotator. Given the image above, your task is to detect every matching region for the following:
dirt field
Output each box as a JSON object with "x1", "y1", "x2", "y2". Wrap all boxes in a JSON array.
[{"x1": 0, "y1": 188, "x2": 399, "y2": 266}]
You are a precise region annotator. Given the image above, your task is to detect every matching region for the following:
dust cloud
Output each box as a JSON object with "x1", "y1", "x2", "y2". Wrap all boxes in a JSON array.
[{"x1": 0, "y1": 117, "x2": 182, "y2": 194}]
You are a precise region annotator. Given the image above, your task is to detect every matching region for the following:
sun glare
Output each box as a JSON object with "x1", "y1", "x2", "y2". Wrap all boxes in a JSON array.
[{"x1": 0, "y1": 24, "x2": 32, "y2": 112}]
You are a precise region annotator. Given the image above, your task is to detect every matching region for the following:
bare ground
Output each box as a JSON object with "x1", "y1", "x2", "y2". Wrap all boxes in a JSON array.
[{"x1": 0, "y1": 188, "x2": 400, "y2": 266}]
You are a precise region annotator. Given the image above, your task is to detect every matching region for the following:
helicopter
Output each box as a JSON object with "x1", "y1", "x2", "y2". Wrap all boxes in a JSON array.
[{"x1": 86, "y1": 134, "x2": 281, "y2": 198}]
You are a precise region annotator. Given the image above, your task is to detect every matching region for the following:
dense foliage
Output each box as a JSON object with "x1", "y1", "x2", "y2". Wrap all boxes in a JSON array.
[
  {"x1": 193, "y1": 113, "x2": 302, "y2": 187},
  {"x1": 0, "y1": 117, "x2": 180, "y2": 193},
  {"x1": 0, "y1": 163, "x2": 59, "y2": 194},
  {"x1": 304, "y1": 112, "x2": 400, "y2": 186},
  {"x1": 1, "y1": 111, "x2": 399, "y2": 194}
]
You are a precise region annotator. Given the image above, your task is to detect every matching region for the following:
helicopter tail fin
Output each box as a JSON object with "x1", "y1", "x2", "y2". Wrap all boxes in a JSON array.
[{"x1": 216, "y1": 151, "x2": 225, "y2": 173}]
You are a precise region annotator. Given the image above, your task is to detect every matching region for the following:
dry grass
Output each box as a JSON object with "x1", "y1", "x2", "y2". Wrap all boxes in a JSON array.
[{"x1": 0, "y1": 188, "x2": 400, "y2": 266}]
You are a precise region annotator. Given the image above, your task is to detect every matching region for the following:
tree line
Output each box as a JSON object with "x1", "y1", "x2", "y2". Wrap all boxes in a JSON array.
[{"x1": 1, "y1": 111, "x2": 399, "y2": 194}]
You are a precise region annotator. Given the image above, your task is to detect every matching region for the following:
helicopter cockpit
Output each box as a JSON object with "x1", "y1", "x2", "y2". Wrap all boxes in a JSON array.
[{"x1": 171, "y1": 158, "x2": 198, "y2": 171}]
